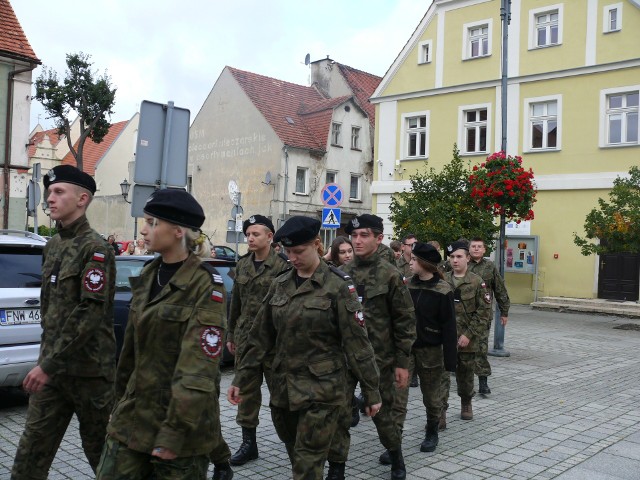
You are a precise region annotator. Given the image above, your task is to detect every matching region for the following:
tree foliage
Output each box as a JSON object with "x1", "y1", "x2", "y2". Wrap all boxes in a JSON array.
[
  {"x1": 573, "y1": 166, "x2": 640, "y2": 255},
  {"x1": 35, "y1": 52, "x2": 116, "y2": 172},
  {"x1": 389, "y1": 145, "x2": 499, "y2": 249}
]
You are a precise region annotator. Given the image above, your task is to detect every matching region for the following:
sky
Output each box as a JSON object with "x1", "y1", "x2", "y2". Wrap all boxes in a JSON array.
[{"x1": 12, "y1": 0, "x2": 432, "y2": 131}]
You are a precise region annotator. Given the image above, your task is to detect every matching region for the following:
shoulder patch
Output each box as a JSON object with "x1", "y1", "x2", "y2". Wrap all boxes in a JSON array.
[
  {"x1": 329, "y1": 265, "x2": 351, "y2": 281},
  {"x1": 484, "y1": 292, "x2": 492, "y2": 304},
  {"x1": 200, "y1": 262, "x2": 224, "y2": 285},
  {"x1": 92, "y1": 252, "x2": 106, "y2": 263}
]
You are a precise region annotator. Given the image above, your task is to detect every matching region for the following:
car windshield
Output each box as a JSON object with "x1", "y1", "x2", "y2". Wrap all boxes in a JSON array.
[
  {"x1": 0, "y1": 248, "x2": 43, "y2": 288},
  {"x1": 115, "y1": 259, "x2": 149, "y2": 291}
]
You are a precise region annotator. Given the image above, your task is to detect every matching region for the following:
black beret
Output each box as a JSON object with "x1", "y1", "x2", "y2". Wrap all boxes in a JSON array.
[
  {"x1": 243, "y1": 214, "x2": 275, "y2": 235},
  {"x1": 446, "y1": 240, "x2": 470, "y2": 256},
  {"x1": 344, "y1": 214, "x2": 384, "y2": 235},
  {"x1": 43, "y1": 165, "x2": 96, "y2": 195},
  {"x1": 412, "y1": 242, "x2": 442, "y2": 265},
  {"x1": 143, "y1": 189, "x2": 205, "y2": 230},
  {"x1": 273, "y1": 216, "x2": 320, "y2": 247}
]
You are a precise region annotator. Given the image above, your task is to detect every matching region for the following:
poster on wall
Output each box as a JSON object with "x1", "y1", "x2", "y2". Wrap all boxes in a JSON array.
[
  {"x1": 506, "y1": 220, "x2": 531, "y2": 236},
  {"x1": 504, "y1": 235, "x2": 539, "y2": 275}
]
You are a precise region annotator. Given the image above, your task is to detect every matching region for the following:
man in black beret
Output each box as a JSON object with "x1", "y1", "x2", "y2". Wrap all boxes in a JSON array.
[
  {"x1": 226, "y1": 213, "x2": 288, "y2": 466},
  {"x1": 12, "y1": 165, "x2": 116, "y2": 478},
  {"x1": 329, "y1": 213, "x2": 416, "y2": 479}
]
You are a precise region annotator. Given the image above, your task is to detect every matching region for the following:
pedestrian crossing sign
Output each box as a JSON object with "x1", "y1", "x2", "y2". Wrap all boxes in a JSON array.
[{"x1": 322, "y1": 208, "x2": 341, "y2": 228}]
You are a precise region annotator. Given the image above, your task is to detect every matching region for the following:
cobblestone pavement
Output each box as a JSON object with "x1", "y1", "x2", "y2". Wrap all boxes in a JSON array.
[{"x1": 1, "y1": 305, "x2": 639, "y2": 479}]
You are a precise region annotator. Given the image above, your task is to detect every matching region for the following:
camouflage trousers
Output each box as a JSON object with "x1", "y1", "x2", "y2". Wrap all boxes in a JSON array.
[
  {"x1": 403, "y1": 345, "x2": 445, "y2": 427},
  {"x1": 11, "y1": 375, "x2": 113, "y2": 480},
  {"x1": 234, "y1": 354, "x2": 273, "y2": 428},
  {"x1": 441, "y1": 351, "x2": 476, "y2": 408},
  {"x1": 96, "y1": 436, "x2": 209, "y2": 480},
  {"x1": 328, "y1": 364, "x2": 403, "y2": 463},
  {"x1": 209, "y1": 370, "x2": 231, "y2": 465},
  {"x1": 270, "y1": 404, "x2": 339, "y2": 480},
  {"x1": 475, "y1": 315, "x2": 493, "y2": 376}
]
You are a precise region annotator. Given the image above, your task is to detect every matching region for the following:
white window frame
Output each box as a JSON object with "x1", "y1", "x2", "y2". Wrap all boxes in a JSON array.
[
  {"x1": 349, "y1": 174, "x2": 362, "y2": 201},
  {"x1": 331, "y1": 122, "x2": 342, "y2": 146},
  {"x1": 294, "y1": 167, "x2": 309, "y2": 195},
  {"x1": 326, "y1": 170, "x2": 337, "y2": 185},
  {"x1": 462, "y1": 19, "x2": 492, "y2": 60},
  {"x1": 458, "y1": 103, "x2": 492, "y2": 155},
  {"x1": 351, "y1": 126, "x2": 361, "y2": 150},
  {"x1": 417, "y1": 39, "x2": 432, "y2": 64},
  {"x1": 400, "y1": 111, "x2": 430, "y2": 160},
  {"x1": 599, "y1": 85, "x2": 640, "y2": 148},
  {"x1": 528, "y1": 4, "x2": 563, "y2": 50},
  {"x1": 603, "y1": 3, "x2": 623, "y2": 33},
  {"x1": 523, "y1": 94, "x2": 562, "y2": 152}
]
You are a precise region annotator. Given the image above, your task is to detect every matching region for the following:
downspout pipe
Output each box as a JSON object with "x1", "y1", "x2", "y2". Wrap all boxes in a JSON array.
[
  {"x1": 4, "y1": 63, "x2": 38, "y2": 228},
  {"x1": 283, "y1": 145, "x2": 289, "y2": 226}
]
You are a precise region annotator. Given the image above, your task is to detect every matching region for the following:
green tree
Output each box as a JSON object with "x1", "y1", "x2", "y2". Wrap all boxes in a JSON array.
[
  {"x1": 35, "y1": 52, "x2": 116, "y2": 172},
  {"x1": 389, "y1": 145, "x2": 499, "y2": 248},
  {"x1": 573, "y1": 166, "x2": 640, "y2": 255}
]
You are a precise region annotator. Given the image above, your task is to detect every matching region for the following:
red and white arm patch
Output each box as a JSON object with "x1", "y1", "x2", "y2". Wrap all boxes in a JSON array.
[
  {"x1": 484, "y1": 292, "x2": 492, "y2": 304},
  {"x1": 200, "y1": 326, "x2": 223, "y2": 358},
  {"x1": 92, "y1": 252, "x2": 106, "y2": 262},
  {"x1": 211, "y1": 290, "x2": 224, "y2": 303},
  {"x1": 403, "y1": 276, "x2": 408, "y2": 285},
  {"x1": 83, "y1": 268, "x2": 106, "y2": 293},
  {"x1": 355, "y1": 310, "x2": 365, "y2": 328},
  {"x1": 348, "y1": 284, "x2": 356, "y2": 294}
]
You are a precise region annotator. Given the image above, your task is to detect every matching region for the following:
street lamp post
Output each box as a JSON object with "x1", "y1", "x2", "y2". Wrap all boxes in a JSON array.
[{"x1": 120, "y1": 179, "x2": 137, "y2": 240}]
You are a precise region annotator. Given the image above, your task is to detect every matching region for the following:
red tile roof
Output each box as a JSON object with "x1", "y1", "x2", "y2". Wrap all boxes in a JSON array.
[
  {"x1": 0, "y1": 0, "x2": 39, "y2": 62},
  {"x1": 28, "y1": 128, "x2": 63, "y2": 158},
  {"x1": 337, "y1": 64, "x2": 382, "y2": 129},
  {"x1": 61, "y1": 121, "x2": 128, "y2": 176}
]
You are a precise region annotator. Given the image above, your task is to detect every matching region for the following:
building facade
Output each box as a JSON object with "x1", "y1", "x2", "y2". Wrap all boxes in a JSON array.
[{"x1": 371, "y1": 0, "x2": 640, "y2": 302}]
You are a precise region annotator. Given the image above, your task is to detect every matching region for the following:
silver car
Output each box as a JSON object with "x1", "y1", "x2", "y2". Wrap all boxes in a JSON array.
[{"x1": 0, "y1": 230, "x2": 46, "y2": 389}]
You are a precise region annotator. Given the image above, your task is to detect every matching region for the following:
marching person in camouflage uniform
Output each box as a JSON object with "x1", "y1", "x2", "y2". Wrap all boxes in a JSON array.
[
  {"x1": 468, "y1": 237, "x2": 510, "y2": 395},
  {"x1": 11, "y1": 165, "x2": 116, "y2": 480},
  {"x1": 225, "y1": 214, "x2": 288, "y2": 466},
  {"x1": 228, "y1": 216, "x2": 381, "y2": 480},
  {"x1": 396, "y1": 234, "x2": 416, "y2": 278},
  {"x1": 328, "y1": 214, "x2": 416, "y2": 480},
  {"x1": 96, "y1": 189, "x2": 232, "y2": 480},
  {"x1": 441, "y1": 241, "x2": 491, "y2": 424},
  {"x1": 406, "y1": 242, "x2": 457, "y2": 454}
]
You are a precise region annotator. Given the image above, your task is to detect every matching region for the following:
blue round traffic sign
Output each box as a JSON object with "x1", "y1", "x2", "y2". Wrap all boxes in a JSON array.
[{"x1": 321, "y1": 183, "x2": 343, "y2": 207}]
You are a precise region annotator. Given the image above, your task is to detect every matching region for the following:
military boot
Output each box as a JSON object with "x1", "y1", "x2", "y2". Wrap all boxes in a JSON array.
[
  {"x1": 356, "y1": 393, "x2": 366, "y2": 414},
  {"x1": 478, "y1": 376, "x2": 491, "y2": 394},
  {"x1": 379, "y1": 449, "x2": 391, "y2": 465},
  {"x1": 212, "y1": 462, "x2": 234, "y2": 480},
  {"x1": 410, "y1": 371, "x2": 419, "y2": 387},
  {"x1": 438, "y1": 408, "x2": 447, "y2": 431},
  {"x1": 229, "y1": 427, "x2": 258, "y2": 465},
  {"x1": 460, "y1": 398, "x2": 473, "y2": 420},
  {"x1": 350, "y1": 396, "x2": 360, "y2": 428},
  {"x1": 420, "y1": 421, "x2": 439, "y2": 452},
  {"x1": 325, "y1": 461, "x2": 346, "y2": 480},
  {"x1": 389, "y1": 448, "x2": 406, "y2": 480}
]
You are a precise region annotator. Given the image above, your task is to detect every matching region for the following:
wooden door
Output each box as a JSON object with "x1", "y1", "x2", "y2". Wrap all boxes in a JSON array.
[{"x1": 598, "y1": 253, "x2": 640, "y2": 301}]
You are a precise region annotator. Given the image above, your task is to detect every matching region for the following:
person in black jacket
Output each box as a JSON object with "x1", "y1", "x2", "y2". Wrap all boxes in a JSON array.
[{"x1": 407, "y1": 242, "x2": 457, "y2": 454}]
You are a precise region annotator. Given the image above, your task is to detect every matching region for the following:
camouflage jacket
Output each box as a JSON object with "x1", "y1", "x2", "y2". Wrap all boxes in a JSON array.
[
  {"x1": 39, "y1": 215, "x2": 116, "y2": 379},
  {"x1": 233, "y1": 260, "x2": 381, "y2": 410},
  {"x1": 469, "y1": 258, "x2": 510, "y2": 317},
  {"x1": 377, "y1": 243, "x2": 397, "y2": 265},
  {"x1": 408, "y1": 275, "x2": 457, "y2": 372},
  {"x1": 344, "y1": 252, "x2": 416, "y2": 370},
  {"x1": 396, "y1": 255, "x2": 411, "y2": 278},
  {"x1": 444, "y1": 270, "x2": 491, "y2": 352},
  {"x1": 108, "y1": 253, "x2": 227, "y2": 456},
  {"x1": 227, "y1": 247, "x2": 289, "y2": 351}
]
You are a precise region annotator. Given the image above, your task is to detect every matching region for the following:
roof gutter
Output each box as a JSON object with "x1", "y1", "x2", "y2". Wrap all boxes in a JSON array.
[{"x1": 4, "y1": 62, "x2": 39, "y2": 229}]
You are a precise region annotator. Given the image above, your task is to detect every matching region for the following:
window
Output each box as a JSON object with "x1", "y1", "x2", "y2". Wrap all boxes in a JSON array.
[
  {"x1": 331, "y1": 122, "x2": 342, "y2": 146},
  {"x1": 404, "y1": 114, "x2": 428, "y2": 158},
  {"x1": 606, "y1": 91, "x2": 639, "y2": 145},
  {"x1": 418, "y1": 40, "x2": 432, "y2": 64},
  {"x1": 604, "y1": 4, "x2": 623, "y2": 33},
  {"x1": 462, "y1": 107, "x2": 488, "y2": 154},
  {"x1": 463, "y1": 20, "x2": 492, "y2": 59},
  {"x1": 349, "y1": 175, "x2": 361, "y2": 200},
  {"x1": 527, "y1": 100, "x2": 558, "y2": 150},
  {"x1": 351, "y1": 126, "x2": 361, "y2": 150},
  {"x1": 326, "y1": 171, "x2": 337, "y2": 184},
  {"x1": 529, "y1": 5, "x2": 563, "y2": 49},
  {"x1": 295, "y1": 167, "x2": 308, "y2": 194}
]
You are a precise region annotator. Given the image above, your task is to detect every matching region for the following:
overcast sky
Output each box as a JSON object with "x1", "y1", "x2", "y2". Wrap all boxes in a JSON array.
[{"x1": 12, "y1": 0, "x2": 431, "y2": 131}]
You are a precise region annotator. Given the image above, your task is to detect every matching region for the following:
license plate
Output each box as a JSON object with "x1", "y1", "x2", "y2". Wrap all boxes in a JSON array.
[{"x1": 0, "y1": 309, "x2": 41, "y2": 326}]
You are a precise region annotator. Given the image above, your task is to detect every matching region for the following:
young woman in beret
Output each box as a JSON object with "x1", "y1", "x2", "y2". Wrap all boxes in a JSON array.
[{"x1": 96, "y1": 189, "x2": 232, "y2": 480}]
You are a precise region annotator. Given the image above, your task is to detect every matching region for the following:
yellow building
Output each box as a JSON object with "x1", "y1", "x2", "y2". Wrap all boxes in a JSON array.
[{"x1": 371, "y1": 0, "x2": 640, "y2": 303}]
